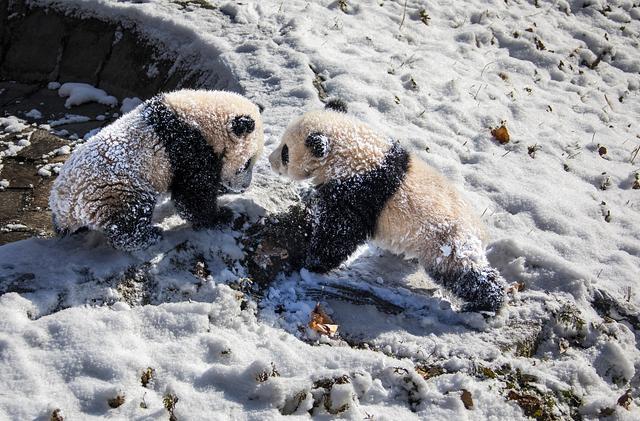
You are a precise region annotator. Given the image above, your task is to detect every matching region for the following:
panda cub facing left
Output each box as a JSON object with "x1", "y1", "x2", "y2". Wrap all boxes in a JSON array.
[
  {"x1": 269, "y1": 101, "x2": 507, "y2": 312},
  {"x1": 49, "y1": 89, "x2": 264, "y2": 251}
]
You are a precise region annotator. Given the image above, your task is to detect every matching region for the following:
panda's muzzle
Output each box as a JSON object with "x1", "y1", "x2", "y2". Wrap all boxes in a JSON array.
[{"x1": 220, "y1": 158, "x2": 254, "y2": 194}]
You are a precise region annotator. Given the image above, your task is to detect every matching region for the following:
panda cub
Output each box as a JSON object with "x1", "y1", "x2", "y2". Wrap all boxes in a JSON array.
[
  {"x1": 50, "y1": 89, "x2": 264, "y2": 251},
  {"x1": 269, "y1": 101, "x2": 506, "y2": 312}
]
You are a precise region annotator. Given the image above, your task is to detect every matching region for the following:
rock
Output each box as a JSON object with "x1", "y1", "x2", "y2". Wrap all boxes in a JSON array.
[
  {"x1": 0, "y1": 190, "x2": 24, "y2": 222},
  {"x1": 1, "y1": 9, "x2": 66, "y2": 82},
  {"x1": 17, "y1": 130, "x2": 68, "y2": 161},
  {"x1": 30, "y1": 178, "x2": 55, "y2": 210},
  {"x1": 98, "y1": 30, "x2": 168, "y2": 99},
  {"x1": 58, "y1": 18, "x2": 115, "y2": 86},
  {"x1": 0, "y1": 231, "x2": 32, "y2": 244},
  {"x1": 0, "y1": 161, "x2": 41, "y2": 188}
]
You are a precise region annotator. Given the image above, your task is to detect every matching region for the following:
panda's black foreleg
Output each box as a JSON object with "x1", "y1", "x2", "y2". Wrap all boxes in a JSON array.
[
  {"x1": 305, "y1": 205, "x2": 367, "y2": 273},
  {"x1": 172, "y1": 185, "x2": 232, "y2": 229},
  {"x1": 104, "y1": 190, "x2": 160, "y2": 251},
  {"x1": 435, "y1": 266, "x2": 507, "y2": 312}
]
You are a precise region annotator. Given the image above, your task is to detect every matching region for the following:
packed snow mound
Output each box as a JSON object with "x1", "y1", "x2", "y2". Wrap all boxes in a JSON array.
[
  {"x1": 1, "y1": 0, "x2": 639, "y2": 419},
  {"x1": 57, "y1": 82, "x2": 118, "y2": 108},
  {"x1": 24, "y1": 109, "x2": 43, "y2": 119},
  {"x1": 120, "y1": 97, "x2": 143, "y2": 114},
  {"x1": 0, "y1": 116, "x2": 29, "y2": 133}
]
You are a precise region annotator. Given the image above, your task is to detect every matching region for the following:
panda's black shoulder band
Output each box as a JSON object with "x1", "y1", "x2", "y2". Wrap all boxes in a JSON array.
[
  {"x1": 142, "y1": 95, "x2": 225, "y2": 226},
  {"x1": 307, "y1": 142, "x2": 409, "y2": 271}
]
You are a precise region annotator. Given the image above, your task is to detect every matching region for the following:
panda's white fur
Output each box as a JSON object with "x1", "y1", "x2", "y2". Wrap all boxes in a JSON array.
[
  {"x1": 50, "y1": 89, "x2": 263, "y2": 251},
  {"x1": 270, "y1": 107, "x2": 506, "y2": 311}
]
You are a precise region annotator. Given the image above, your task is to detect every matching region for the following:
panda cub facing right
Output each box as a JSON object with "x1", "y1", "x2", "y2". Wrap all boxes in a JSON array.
[
  {"x1": 269, "y1": 101, "x2": 507, "y2": 312},
  {"x1": 50, "y1": 90, "x2": 263, "y2": 251}
]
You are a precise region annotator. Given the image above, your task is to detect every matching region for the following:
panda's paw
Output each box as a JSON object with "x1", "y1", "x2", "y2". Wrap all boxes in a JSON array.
[
  {"x1": 457, "y1": 267, "x2": 507, "y2": 313},
  {"x1": 191, "y1": 206, "x2": 234, "y2": 230}
]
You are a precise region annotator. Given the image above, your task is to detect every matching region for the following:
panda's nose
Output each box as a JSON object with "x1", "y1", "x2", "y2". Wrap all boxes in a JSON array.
[{"x1": 236, "y1": 158, "x2": 252, "y2": 175}]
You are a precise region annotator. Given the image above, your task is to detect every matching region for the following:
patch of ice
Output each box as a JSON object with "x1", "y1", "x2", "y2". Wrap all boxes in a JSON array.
[{"x1": 48, "y1": 114, "x2": 91, "y2": 127}]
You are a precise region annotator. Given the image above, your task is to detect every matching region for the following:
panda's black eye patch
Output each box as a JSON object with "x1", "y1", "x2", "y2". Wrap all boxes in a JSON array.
[
  {"x1": 305, "y1": 132, "x2": 330, "y2": 158},
  {"x1": 231, "y1": 115, "x2": 255, "y2": 137},
  {"x1": 281, "y1": 144, "x2": 289, "y2": 166}
]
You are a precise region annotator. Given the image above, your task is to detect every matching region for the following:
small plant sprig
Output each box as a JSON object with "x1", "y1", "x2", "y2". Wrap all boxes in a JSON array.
[
  {"x1": 419, "y1": 9, "x2": 431, "y2": 25},
  {"x1": 141, "y1": 367, "x2": 155, "y2": 388},
  {"x1": 163, "y1": 393, "x2": 179, "y2": 421}
]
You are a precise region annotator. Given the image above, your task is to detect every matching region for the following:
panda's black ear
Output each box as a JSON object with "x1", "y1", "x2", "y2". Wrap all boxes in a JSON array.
[
  {"x1": 324, "y1": 99, "x2": 348, "y2": 113},
  {"x1": 305, "y1": 132, "x2": 330, "y2": 158},
  {"x1": 231, "y1": 115, "x2": 255, "y2": 136}
]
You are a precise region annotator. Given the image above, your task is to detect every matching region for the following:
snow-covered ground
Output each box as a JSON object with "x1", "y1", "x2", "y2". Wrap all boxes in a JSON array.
[{"x1": 1, "y1": 0, "x2": 639, "y2": 419}]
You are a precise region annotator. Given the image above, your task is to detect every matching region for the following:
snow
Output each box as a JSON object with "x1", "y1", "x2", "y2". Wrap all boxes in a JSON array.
[
  {"x1": 0, "y1": 116, "x2": 29, "y2": 133},
  {"x1": 24, "y1": 109, "x2": 43, "y2": 119},
  {"x1": 57, "y1": 82, "x2": 118, "y2": 109},
  {"x1": 120, "y1": 97, "x2": 143, "y2": 114},
  {"x1": 83, "y1": 128, "x2": 102, "y2": 140},
  {"x1": 2, "y1": 0, "x2": 640, "y2": 419},
  {"x1": 48, "y1": 114, "x2": 91, "y2": 127},
  {"x1": 37, "y1": 163, "x2": 63, "y2": 177}
]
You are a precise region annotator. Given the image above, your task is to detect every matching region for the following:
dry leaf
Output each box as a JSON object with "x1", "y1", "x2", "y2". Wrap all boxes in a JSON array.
[
  {"x1": 617, "y1": 389, "x2": 632, "y2": 410},
  {"x1": 309, "y1": 303, "x2": 339, "y2": 336},
  {"x1": 461, "y1": 389, "x2": 474, "y2": 409},
  {"x1": 559, "y1": 338, "x2": 569, "y2": 354},
  {"x1": 491, "y1": 125, "x2": 510, "y2": 144},
  {"x1": 416, "y1": 364, "x2": 445, "y2": 380},
  {"x1": 51, "y1": 409, "x2": 64, "y2": 421},
  {"x1": 598, "y1": 145, "x2": 608, "y2": 156},
  {"x1": 108, "y1": 393, "x2": 125, "y2": 409},
  {"x1": 507, "y1": 282, "x2": 525, "y2": 293}
]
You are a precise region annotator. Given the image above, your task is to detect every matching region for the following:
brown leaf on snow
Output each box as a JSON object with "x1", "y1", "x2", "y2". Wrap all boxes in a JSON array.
[
  {"x1": 108, "y1": 393, "x2": 126, "y2": 409},
  {"x1": 617, "y1": 389, "x2": 632, "y2": 410},
  {"x1": 461, "y1": 389, "x2": 474, "y2": 410},
  {"x1": 50, "y1": 409, "x2": 64, "y2": 421},
  {"x1": 598, "y1": 145, "x2": 608, "y2": 156},
  {"x1": 309, "y1": 303, "x2": 339, "y2": 336},
  {"x1": 507, "y1": 282, "x2": 525, "y2": 294},
  {"x1": 491, "y1": 125, "x2": 510, "y2": 144}
]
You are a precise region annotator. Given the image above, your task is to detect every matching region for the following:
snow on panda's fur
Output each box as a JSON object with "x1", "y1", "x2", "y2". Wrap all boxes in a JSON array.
[
  {"x1": 50, "y1": 89, "x2": 264, "y2": 251},
  {"x1": 269, "y1": 102, "x2": 506, "y2": 311}
]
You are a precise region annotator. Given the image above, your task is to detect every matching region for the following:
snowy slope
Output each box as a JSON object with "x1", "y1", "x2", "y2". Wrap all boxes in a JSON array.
[{"x1": 1, "y1": 0, "x2": 639, "y2": 419}]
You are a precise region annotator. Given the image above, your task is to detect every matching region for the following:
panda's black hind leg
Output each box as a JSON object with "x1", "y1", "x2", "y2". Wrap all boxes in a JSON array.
[
  {"x1": 103, "y1": 191, "x2": 160, "y2": 251},
  {"x1": 437, "y1": 266, "x2": 507, "y2": 312}
]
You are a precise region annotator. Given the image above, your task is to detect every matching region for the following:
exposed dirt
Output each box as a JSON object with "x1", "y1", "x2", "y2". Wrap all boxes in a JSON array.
[{"x1": 0, "y1": 0, "x2": 210, "y2": 245}]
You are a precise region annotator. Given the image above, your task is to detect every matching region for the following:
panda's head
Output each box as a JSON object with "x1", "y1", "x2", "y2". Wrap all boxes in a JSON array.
[
  {"x1": 269, "y1": 102, "x2": 389, "y2": 185},
  {"x1": 164, "y1": 90, "x2": 264, "y2": 193}
]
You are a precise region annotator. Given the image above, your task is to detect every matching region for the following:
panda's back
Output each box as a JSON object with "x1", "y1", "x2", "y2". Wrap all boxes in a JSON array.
[
  {"x1": 374, "y1": 155, "x2": 486, "y2": 264},
  {"x1": 50, "y1": 109, "x2": 170, "y2": 231}
]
